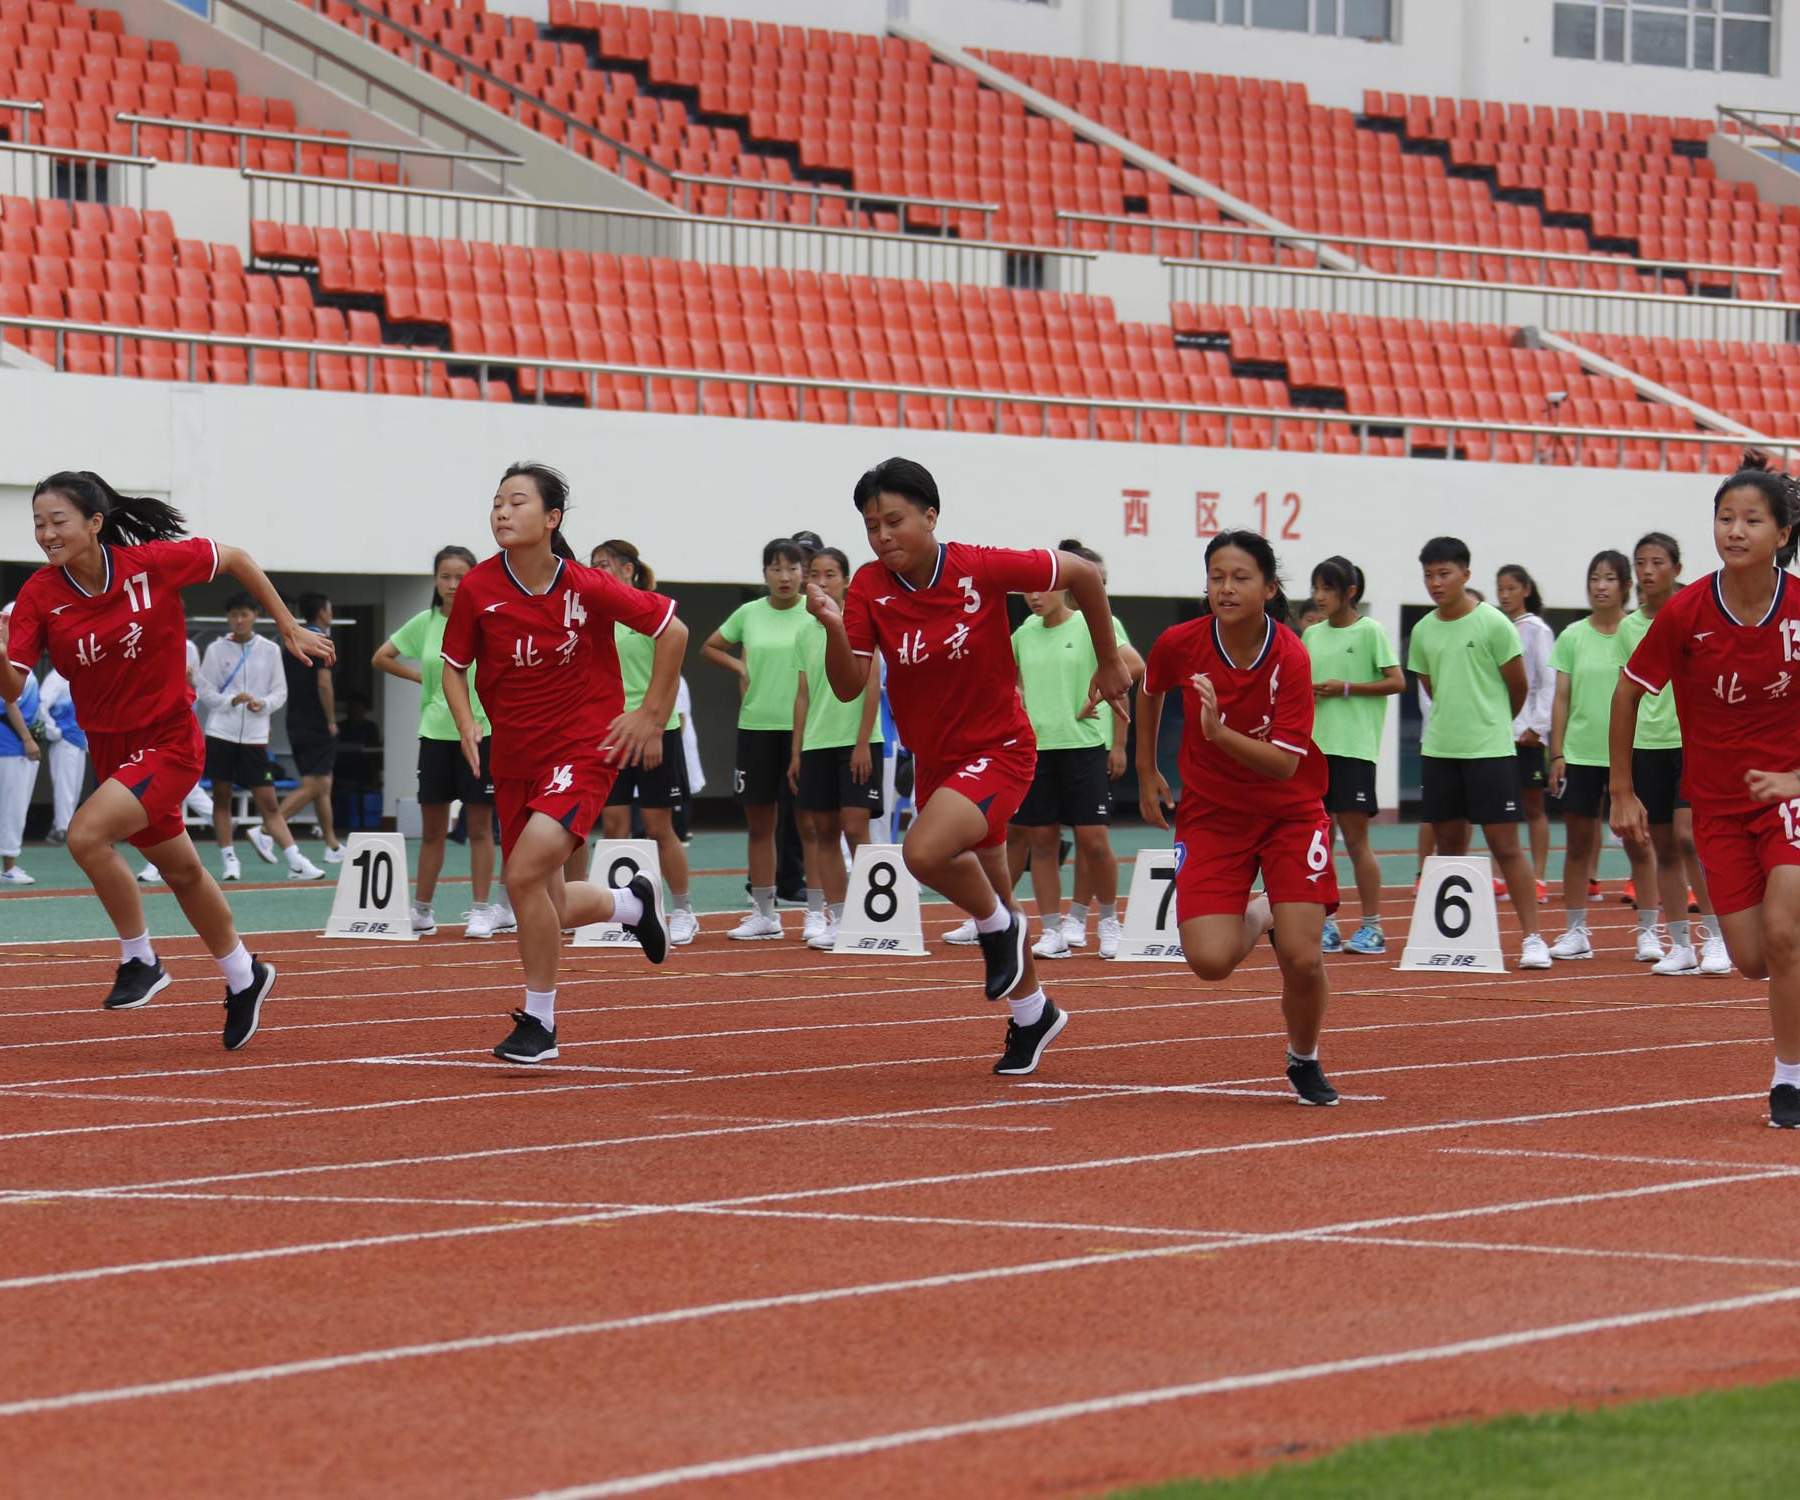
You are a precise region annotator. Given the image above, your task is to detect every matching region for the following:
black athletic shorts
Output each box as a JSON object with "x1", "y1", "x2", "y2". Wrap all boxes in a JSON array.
[
  {"x1": 1420, "y1": 754, "x2": 1522, "y2": 826},
  {"x1": 1558, "y1": 762, "x2": 1610, "y2": 819},
  {"x1": 606, "y1": 729, "x2": 687, "y2": 809},
  {"x1": 735, "y1": 727, "x2": 789, "y2": 805},
  {"x1": 288, "y1": 731, "x2": 338, "y2": 778},
  {"x1": 418, "y1": 735, "x2": 494, "y2": 806},
  {"x1": 797, "y1": 743, "x2": 885, "y2": 815},
  {"x1": 1013, "y1": 745, "x2": 1112, "y2": 828},
  {"x1": 203, "y1": 736, "x2": 276, "y2": 789},
  {"x1": 1323, "y1": 754, "x2": 1378, "y2": 817},
  {"x1": 1633, "y1": 747, "x2": 1687, "y2": 825},
  {"x1": 1516, "y1": 741, "x2": 1548, "y2": 791}
]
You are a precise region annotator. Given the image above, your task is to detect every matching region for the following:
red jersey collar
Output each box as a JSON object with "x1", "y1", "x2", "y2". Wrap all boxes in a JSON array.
[
  {"x1": 1711, "y1": 567, "x2": 1787, "y2": 628},
  {"x1": 60, "y1": 545, "x2": 114, "y2": 599}
]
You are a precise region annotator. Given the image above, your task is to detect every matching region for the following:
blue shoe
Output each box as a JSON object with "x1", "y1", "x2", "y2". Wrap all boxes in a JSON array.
[
  {"x1": 1346, "y1": 923, "x2": 1387, "y2": 955},
  {"x1": 1320, "y1": 918, "x2": 1343, "y2": 954}
]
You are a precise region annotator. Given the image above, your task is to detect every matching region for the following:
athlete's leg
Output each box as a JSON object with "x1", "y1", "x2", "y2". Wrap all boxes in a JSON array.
[
  {"x1": 1482, "y1": 820, "x2": 1539, "y2": 935},
  {"x1": 416, "y1": 802, "x2": 450, "y2": 904},
  {"x1": 1271, "y1": 902, "x2": 1329, "y2": 1055},
  {"x1": 1337, "y1": 811, "x2": 1381, "y2": 926}
]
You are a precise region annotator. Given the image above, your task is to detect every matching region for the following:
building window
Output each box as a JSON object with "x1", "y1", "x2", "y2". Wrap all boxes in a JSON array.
[
  {"x1": 1171, "y1": 0, "x2": 1396, "y2": 40},
  {"x1": 1551, "y1": 1, "x2": 1774, "y2": 74}
]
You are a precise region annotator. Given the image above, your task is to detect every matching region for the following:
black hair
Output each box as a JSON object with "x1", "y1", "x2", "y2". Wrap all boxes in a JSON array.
[
  {"x1": 809, "y1": 546, "x2": 852, "y2": 580},
  {"x1": 32, "y1": 471, "x2": 186, "y2": 546},
  {"x1": 297, "y1": 591, "x2": 330, "y2": 626},
  {"x1": 763, "y1": 537, "x2": 808, "y2": 570},
  {"x1": 224, "y1": 591, "x2": 256, "y2": 613},
  {"x1": 431, "y1": 544, "x2": 479, "y2": 612},
  {"x1": 1310, "y1": 554, "x2": 1365, "y2": 608},
  {"x1": 790, "y1": 529, "x2": 824, "y2": 552},
  {"x1": 1634, "y1": 531, "x2": 1682, "y2": 570},
  {"x1": 501, "y1": 461, "x2": 575, "y2": 562},
  {"x1": 1716, "y1": 450, "x2": 1800, "y2": 568},
  {"x1": 1419, "y1": 536, "x2": 1471, "y2": 569},
  {"x1": 1058, "y1": 537, "x2": 1104, "y2": 567},
  {"x1": 853, "y1": 456, "x2": 940, "y2": 516},
  {"x1": 595, "y1": 539, "x2": 653, "y2": 589},
  {"x1": 1587, "y1": 549, "x2": 1632, "y2": 604},
  {"x1": 1203, "y1": 529, "x2": 1290, "y2": 625},
  {"x1": 1496, "y1": 563, "x2": 1544, "y2": 617}
]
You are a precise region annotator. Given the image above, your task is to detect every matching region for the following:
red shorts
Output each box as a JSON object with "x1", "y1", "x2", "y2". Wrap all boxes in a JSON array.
[
  {"x1": 494, "y1": 756, "x2": 618, "y2": 860},
  {"x1": 1173, "y1": 805, "x2": 1340, "y2": 921},
  {"x1": 1693, "y1": 802, "x2": 1800, "y2": 916},
  {"x1": 916, "y1": 741, "x2": 1037, "y2": 850},
  {"x1": 86, "y1": 715, "x2": 204, "y2": 852}
]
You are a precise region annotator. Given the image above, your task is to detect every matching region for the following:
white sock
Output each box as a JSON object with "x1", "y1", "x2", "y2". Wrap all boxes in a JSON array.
[
  {"x1": 1008, "y1": 986, "x2": 1046, "y2": 1026},
  {"x1": 1564, "y1": 909, "x2": 1586, "y2": 933},
  {"x1": 1097, "y1": 902, "x2": 1117, "y2": 922},
  {"x1": 1288, "y1": 1046, "x2": 1318, "y2": 1062},
  {"x1": 220, "y1": 843, "x2": 237, "y2": 861},
  {"x1": 974, "y1": 902, "x2": 1012, "y2": 935},
  {"x1": 120, "y1": 931, "x2": 154, "y2": 966},
  {"x1": 524, "y1": 987, "x2": 556, "y2": 1028},
  {"x1": 284, "y1": 844, "x2": 306, "y2": 871},
  {"x1": 1669, "y1": 920, "x2": 1690, "y2": 946},
  {"x1": 216, "y1": 942, "x2": 254, "y2": 993},
  {"x1": 827, "y1": 901, "x2": 843, "y2": 923},
  {"x1": 1637, "y1": 907, "x2": 1661, "y2": 932},
  {"x1": 752, "y1": 885, "x2": 776, "y2": 919},
  {"x1": 1067, "y1": 901, "x2": 1090, "y2": 929},
  {"x1": 1041, "y1": 912, "x2": 1062, "y2": 934},
  {"x1": 1773, "y1": 1058, "x2": 1800, "y2": 1089},
  {"x1": 672, "y1": 893, "x2": 693, "y2": 913},
  {"x1": 610, "y1": 885, "x2": 644, "y2": 927},
  {"x1": 806, "y1": 885, "x2": 824, "y2": 914}
]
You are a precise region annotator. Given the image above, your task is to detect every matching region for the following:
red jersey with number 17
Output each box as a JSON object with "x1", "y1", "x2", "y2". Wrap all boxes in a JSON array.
[
  {"x1": 843, "y1": 541, "x2": 1057, "y2": 769},
  {"x1": 441, "y1": 553, "x2": 677, "y2": 778},
  {"x1": 5, "y1": 538, "x2": 218, "y2": 733},
  {"x1": 1143, "y1": 613, "x2": 1328, "y2": 820},
  {"x1": 1624, "y1": 568, "x2": 1800, "y2": 817}
]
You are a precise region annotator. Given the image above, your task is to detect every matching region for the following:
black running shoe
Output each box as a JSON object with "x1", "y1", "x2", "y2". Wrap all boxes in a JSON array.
[
  {"x1": 1286, "y1": 1053, "x2": 1340, "y2": 1107},
  {"x1": 221, "y1": 959, "x2": 275, "y2": 1051},
  {"x1": 495, "y1": 1008, "x2": 558, "y2": 1063},
  {"x1": 103, "y1": 957, "x2": 170, "y2": 1011},
  {"x1": 977, "y1": 909, "x2": 1027, "y2": 1001},
  {"x1": 1771, "y1": 1084, "x2": 1800, "y2": 1129},
  {"x1": 994, "y1": 1000, "x2": 1068, "y2": 1076},
  {"x1": 620, "y1": 873, "x2": 666, "y2": 965}
]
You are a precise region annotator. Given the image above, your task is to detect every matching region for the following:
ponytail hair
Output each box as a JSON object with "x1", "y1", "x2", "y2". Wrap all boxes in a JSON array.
[
  {"x1": 1310, "y1": 554, "x2": 1366, "y2": 608},
  {"x1": 501, "y1": 461, "x2": 574, "y2": 561},
  {"x1": 430, "y1": 544, "x2": 478, "y2": 612},
  {"x1": 1203, "y1": 529, "x2": 1290, "y2": 626},
  {"x1": 1496, "y1": 563, "x2": 1543, "y2": 617},
  {"x1": 32, "y1": 471, "x2": 186, "y2": 546},
  {"x1": 597, "y1": 538, "x2": 653, "y2": 590},
  {"x1": 1718, "y1": 449, "x2": 1800, "y2": 568}
]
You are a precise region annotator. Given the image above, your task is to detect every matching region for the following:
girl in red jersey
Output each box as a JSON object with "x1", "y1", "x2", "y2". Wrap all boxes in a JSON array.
[
  {"x1": 1611, "y1": 455, "x2": 1800, "y2": 1129},
  {"x1": 0, "y1": 472, "x2": 332, "y2": 1049},
  {"x1": 1136, "y1": 531, "x2": 1341, "y2": 1107},
  {"x1": 441, "y1": 462, "x2": 688, "y2": 1064},
  {"x1": 807, "y1": 457, "x2": 1131, "y2": 1077}
]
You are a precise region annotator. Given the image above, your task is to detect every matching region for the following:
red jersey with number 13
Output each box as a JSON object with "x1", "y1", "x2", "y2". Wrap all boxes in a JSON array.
[{"x1": 843, "y1": 541, "x2": 1057, "y2": 769}]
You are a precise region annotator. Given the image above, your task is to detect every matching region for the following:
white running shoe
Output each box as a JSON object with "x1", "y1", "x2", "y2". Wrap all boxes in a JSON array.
[
  {"x1": 220, "y1": 850, "x2": 242, "y2": 882},
  {"x1": 488, "y1": 900, "x2": 517, "y2": 935},
  {"x1": 944, "y1": 918, "x2": 978, "y2": 945},
  {"x1": 1060, "y1": 914, "x2": 1089, "y2": 949},
  {"x1": 0, "y1": 866, "x2": 35, "y2": 885},
  {"x1": 1032, "y1": 927, "x2": 1072, "y2": 960},
  {"x1": 1518, "y1": 933, "x2": 1554, "y2": 969},
  {"x1": 463, "y1": 903, "x2": 504, "y2": 939},
  {"x1": 137, "y1": 863, "x2": 161, "y2": 885},
  {"x1": 806, "y1": 915, "x2": 839, "y2": 951},
  {"x1": 287, "y1": 854, "x2": 326, "y2": 881},
  {"x1": 801, "y1": 908, "x2": 828, "y2": 945},
  {"x1": 322, "y1": 844, "x2": 346, "y2": 865},
  {"x1": 1097, "y1": 915, "x2": 1123, "y2": 960},
  {"x1": 1699, "y1": 926, "x2": 1732, "y2": 975},
  {"x1": 1634, "y1": 926, "x2": 1666, "y2": 962},
  {"x1": 1652, "y1": 944, "x2": 1698, "y2": 976},
  {"x1": 247, "y1": 826, "x2": 278, "y2": 864},
  {"x1": 411, "y1": 900, "x2": 437, "y2": 936},
  {"x1": 728, "y1": 911, "x2": 783, "y2": 940},
  {"x1": 669, "y1": 909, "x2": 699, "y2": 946},
  {"x1": 1547, "y1": 928, "x2": 1592, "y2": 961}
]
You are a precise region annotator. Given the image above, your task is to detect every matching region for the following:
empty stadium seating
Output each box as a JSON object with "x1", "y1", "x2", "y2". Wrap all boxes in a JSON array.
[{"x1": 1579, "y1": 332, "x2": 1800, "y2": 440}]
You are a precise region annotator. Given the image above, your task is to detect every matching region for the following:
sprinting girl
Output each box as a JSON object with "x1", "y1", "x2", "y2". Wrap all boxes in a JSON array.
[
  {"x1": 1547, "y1": 551, "x2": 1662, "y2": 962},
  {"x1": 1618, "y1": 532, "x2": 1729, "y2": 976},
  {"x1": 1303, "y1": 555, "x2": 1402, "y2": 955},
  {"x1": 1611, "y1": 456, "x2": 1800, "y2": 1129},
  {"x1": 441, "y1": 463, "x2": 686, "y2": 1064},
  {"x1": 1496, "y1": 563, "x2": 1555, "y2": 902},
  {"x1": 0, "y1": 471, "x2": 329, "y2": 1047},
  {"x1": 592, "y1": 538, "x2": 697, "y2": 947},
  {"x1": 1138, "y1": 530, "x2": 1340, "y2": 1106},
  {"x1": 373, "y1": 545, "x2": 509, "y2": 940},
  {"x1": 703, "y1": 538, "x2": 811, "y2": 941},
  {"x1": 807, "y1": 457, "x2": 1130, "y2": 1076},
  {"x1": 789, "y1": 545, "x2": 884, "y2": 952}
]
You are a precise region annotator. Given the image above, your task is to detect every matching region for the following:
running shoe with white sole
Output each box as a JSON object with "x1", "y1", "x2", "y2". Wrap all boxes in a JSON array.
[
  {"x1": 618, "y1": 874, "x2": 667, "y2": 964},
  {"x1": 669, "y1": 909, "x2": 699, "y2": 946},
  {"x1": 136, "y1": 863, "x2": 161, "y2": 885},
  {"x1": 494, "y1": 1009, "x2": 557, "y2": 1064},
  {"x1": 410, "y1": 901, "x2": 437, "y2": 936},
  {"x1": 286, "y1": 855, "x2": 326, "y2": 880},
  {"x1": 801, "y1": 909, "x2": 828, "y2": 945},
  {"x1": 221, "y1": 958, "x2": 275, "y2": 1051},
  {"x1": 728, "y1": 911, "x2": 783, "y2": 941},
  {"x1": 1096, "y1": 915, "x2": 1122, "y2": 960},
  {"x1": 489, "y1": 901, "x2": 518, "y2": 935},
  {"x1": 1518, "y1": 933, "x2": 1554, "y2": 969},
  {"x1": 1032, "y1": 926, "x2": 1072, "y2": 960},
  {"x1": 323, "y1": 844, "x2": 346, "y2": 864},
  {"x1": 1060, "y1": 915, "x2": 1089, "y2": 949},
  {"x1": 978, "y1": 910, "x2": 1027, "y2": 1000},
  {"x1": 247, "y1": 826, "x2": 278, "y2": 864},
  {"x1": 1652, "y1": 944, "x2": 1698, "y2": 976},
  {"x1": 943, "y1": 918, "x2": 978, "y2": 946},
  {"x1": 1771, "y1": 1084, "x2": 1800, "y2": 1129},
  {"x1": 103, "y1": 958, "x2": 169, "y2": 1011},
  {"x1": 464, "y1": 903, "x2": 508, "y2": 940},
  {"x1": 1345, "y1": 923, "x2": 1387, "y2": 955},
  {"x1": 1286, "y1": 1054, "x2": 1340, "y2": 1106},
  {"x1": 1634, "y1": 926, "x2": 1666, "y2": 963},
  {"x1": 219, "y1": 850, "x2": 241, "y2": 882},
  {"x1": 0, "y1": 867, "x2": 34, "y2": 885},
  {"x1": 1548, "y1": 928, "x2": 1593, "y2": 961},
  {"x1": 1320, "y1": 917, "x2": 1343, "y2": 954},
  {"x1": 1699, "y1": 927, "x2": 1732, "y2": 975},
  {"x1": 993, "y1": 1000, "x2": 1068, "y2": 1076},
  {"x1": 806, "y1": 916, "x2": 839, "y2": 951}
]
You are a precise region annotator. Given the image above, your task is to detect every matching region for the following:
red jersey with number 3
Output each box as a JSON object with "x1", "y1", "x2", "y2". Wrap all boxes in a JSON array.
[
  {"x1": 1624, "y1": 568, "x2": 1800, "y2": 817},
  {"x1": 1143, "y1": 613, "x2": 1328, "y2": 820},
  {"x1": 441, "y1": 553, "x2": 677, "y2": 778},
  {"x1": 5, "y1": 539, "x2": 218, "y2": 733},
  {"x1": 843, "y1": 541, "x2": 1057, "y2": 768}
]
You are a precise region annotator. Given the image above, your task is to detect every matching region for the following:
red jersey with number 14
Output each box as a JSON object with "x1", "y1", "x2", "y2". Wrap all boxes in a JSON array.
[
  {"x1": 1624, "y1": 568, "x2": 1800, "y2": 817},
  {"x1": 441, "y1": 553, "x2": 677, "y2": 778},
  {"x1": 843, "y1": 541, "x2": 1057, "y2": 769},
  {"x1": 5, "y1": 538, "x2": 218, "y2": 733},
  {"x1": 1144, "y1": 613, "x2": 1328, "y2": 820}
]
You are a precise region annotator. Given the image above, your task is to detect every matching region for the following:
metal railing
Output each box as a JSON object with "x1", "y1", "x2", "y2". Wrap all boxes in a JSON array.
[
  {"x1": 241, "y1": 170, "x2": 1093, "y2": 290},
  {"x1": 1064, "y1": 211, "x2": 1783, "y2": 298},
  {"x1": 0, "y1": 99, "x2": 42, "y2": 146},
  {"x1": 0, "y1": 140, "x2": 157, "y2": 210},
  {"x1": 1718, "y1": 104, "x2": 1800, "y2": 158},
  {"x1": 6, "y1": 312, "x2": 1791, "y2": 468},
  {"x1": 664, "y1": 171, "x2": 999, "y2": 236},
  {"x1": 115, "y1": 113, "x2": 524, "y2": 194}
]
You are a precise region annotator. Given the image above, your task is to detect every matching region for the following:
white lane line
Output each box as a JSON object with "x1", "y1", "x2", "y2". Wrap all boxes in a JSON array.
[
  {"x1": 651, "y1": 1113, "x2": 1053, "y2": 1135},
  {"x1": 1438, "y1": 1146, "x2": 1800, "y2": 1175},
  {"x1": 354, "y1": 1061, "x2": 694, "y2": 1076},
  {"x1": 0, "y1": 1091, "x2": 308, "y2": 1109}
]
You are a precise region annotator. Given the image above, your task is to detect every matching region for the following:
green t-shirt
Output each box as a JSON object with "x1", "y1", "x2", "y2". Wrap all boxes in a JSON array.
[
  {"x1": 1303, "y1": 615, "x2": 1399, "y2": 764},
  {"x1": 794, "y1": 616, "x2": 880, "y2": 752},
  {"x1": 1011, "y1": 612, "x2": 1130, "y2": 751},
  {"x1": 1616, "y1": 608, "x2": 1681, "y2": 750},
  {"x1": 389, "y1": 607, "x2": 487, "y2": 741},
  {"x1": 1407, "y1": 601, "x2": 1521, "y2": 759},
  {"x1": 719, "y1": 596, "x2": 809, "y2": 731},
  {"x1": 1550, "y1": 616, "x2": 1627, "y2": 767},
  {"x1": 614, "y1": 622, "x2": 679, "y2": 730}
]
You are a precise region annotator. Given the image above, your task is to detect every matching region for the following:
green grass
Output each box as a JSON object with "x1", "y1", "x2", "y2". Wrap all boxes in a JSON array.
[{"x1": 1112, "y1": 1379, "x2": 1800, "y2": 1498}]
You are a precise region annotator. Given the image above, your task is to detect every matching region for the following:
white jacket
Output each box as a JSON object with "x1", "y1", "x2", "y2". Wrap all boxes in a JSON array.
[
  {"x1": 1511, "y1": 612, "x2": 1555, "y2": 742},
  {"x1": 197, "y1": 633, "x2": 288, "y2": 746}
]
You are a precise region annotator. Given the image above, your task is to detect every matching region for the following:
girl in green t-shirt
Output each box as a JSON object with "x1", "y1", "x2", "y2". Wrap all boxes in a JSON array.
[{"x1": 372, "y1": 545, "x2": 506, "y2": 940}]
